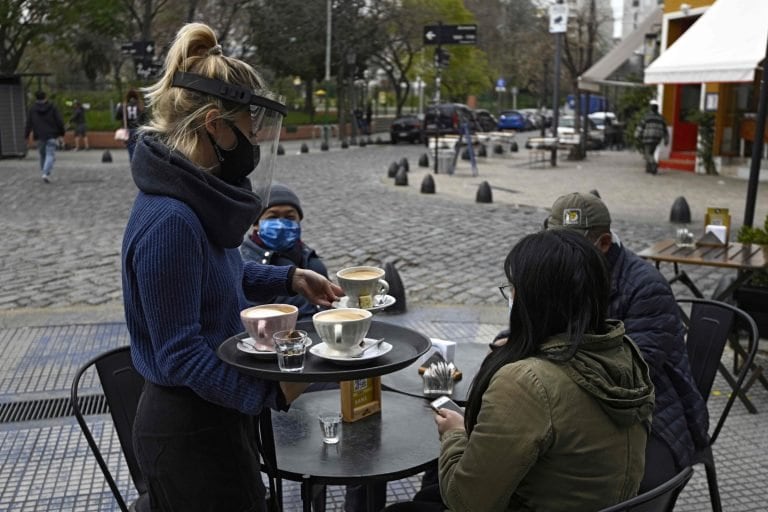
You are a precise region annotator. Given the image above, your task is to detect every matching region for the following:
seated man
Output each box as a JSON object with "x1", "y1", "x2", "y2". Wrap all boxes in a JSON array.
[
  {"x1": 240, "y1": 183, "x2": 329, "y2": 321},
  {"x1": 544, "y1": 192, "x2": 709, "y2": 491}
]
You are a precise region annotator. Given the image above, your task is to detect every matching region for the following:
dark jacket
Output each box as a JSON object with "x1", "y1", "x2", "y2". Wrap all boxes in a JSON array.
[
  {"x1": 24, "y1": 100, "x2": 65, "y2": 141},
  {"x1": 440, "y1": 321, "x2": 654, "y2": 511},
  {"x1": 638, "y1": 109, "x2": 668, "y2": 145},
  {"x1": 240, "y1": 235, "x2": 328, "y2": 320},
  {"x1": 605, "y1": 243, "x2": 709, "y2": 468}
]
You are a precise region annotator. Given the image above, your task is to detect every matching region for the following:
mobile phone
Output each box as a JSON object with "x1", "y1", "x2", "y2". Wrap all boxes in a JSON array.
[{"x1": 429, "y1": 396, "x2": 464, "y2": 416}]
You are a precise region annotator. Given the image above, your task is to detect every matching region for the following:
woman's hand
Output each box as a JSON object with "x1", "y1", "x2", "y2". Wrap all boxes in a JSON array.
[
  {"x1": 291, "y1": 268, "x2": 343, "y2": 307},
  {"x1": 435, "y1": 409, "x2": 465, "y2": 436}
]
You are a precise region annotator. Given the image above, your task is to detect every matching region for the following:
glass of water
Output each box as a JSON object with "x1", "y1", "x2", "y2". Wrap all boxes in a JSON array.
[
  {"x1": 318, "y1": 412, "x2": 342, "y2": 444},
  {"x1": 272, "y1": 330, "x2": 308, "y2": 372}
]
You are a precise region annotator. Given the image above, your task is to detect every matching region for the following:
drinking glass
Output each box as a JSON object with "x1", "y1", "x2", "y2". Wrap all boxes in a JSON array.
[
  {"x1": 318, "y1": 412, "x2": 342, "y2": 444},
  {"x1": 272, "y1": 330, "x2": 308, "y2": 372}
]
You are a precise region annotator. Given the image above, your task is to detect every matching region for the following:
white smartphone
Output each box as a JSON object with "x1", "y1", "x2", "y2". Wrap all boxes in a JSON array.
[{"x1": 429, "y1": 396, "x2": 464, "y2": 415}]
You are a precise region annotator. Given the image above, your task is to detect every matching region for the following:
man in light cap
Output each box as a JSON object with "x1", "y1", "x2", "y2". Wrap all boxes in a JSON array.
[
  {"x1": 547, "y1": 192, "x2": 709, "y2": 493},
  {"x1": 635, "y1": 99, "x2": 669, "y2": 174}
]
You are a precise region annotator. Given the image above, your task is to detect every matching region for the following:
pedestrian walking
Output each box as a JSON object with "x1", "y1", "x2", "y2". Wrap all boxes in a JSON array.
[
  {"x1": 365, "y1": 101, "x2": 373, "y2": 135},
  {"x1": 24, "y1": 90, "x2": 65, "y2": 183},
  {"x1": 635, "y1": 99, "x2": 669, "y2": 174},
  {"x1": 69, "y1": 100, "x2": 89, "y2": 150}
]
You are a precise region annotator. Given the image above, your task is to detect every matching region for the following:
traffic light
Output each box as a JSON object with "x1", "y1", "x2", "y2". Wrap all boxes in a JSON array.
[{"x1": 434, "y1": 48, "x2": 451, "y2": 68}]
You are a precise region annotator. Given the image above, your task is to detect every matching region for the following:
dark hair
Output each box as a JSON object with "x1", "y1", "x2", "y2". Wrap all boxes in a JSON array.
[
  {"x1": 35, "y1": 90, "x2": 46, "y2": 100},
  {"x1": 464, "y1": 229, "x2": 610, "y2": 432}
]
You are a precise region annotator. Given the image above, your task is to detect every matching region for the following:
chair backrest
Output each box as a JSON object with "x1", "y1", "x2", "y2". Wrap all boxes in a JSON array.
[
  {"x1": 598, "y1": 466, "x2": 694, "y2": 512},
  {"x1": 71, "y1": 346, "x2": 146, "y2": 511},
  {"x1": 677, "y1": 298, "x2": 760, "y2": 443}
]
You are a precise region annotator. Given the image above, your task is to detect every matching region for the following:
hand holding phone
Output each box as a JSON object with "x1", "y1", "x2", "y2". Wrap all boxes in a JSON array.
[{"x1": 430, "y1": 395, "x2": 464, "y2": 416}]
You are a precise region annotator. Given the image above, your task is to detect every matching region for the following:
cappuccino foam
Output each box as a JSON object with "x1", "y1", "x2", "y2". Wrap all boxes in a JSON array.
[
  {"x1": 316, "y1": 310, "x2": 368, "y2": 322},
  {"x1": 243, "y1": 306, "x2": 290, "y2": 319},
  {"x1": 341, "y1": 269, "x2": 382, "y2": 280}
]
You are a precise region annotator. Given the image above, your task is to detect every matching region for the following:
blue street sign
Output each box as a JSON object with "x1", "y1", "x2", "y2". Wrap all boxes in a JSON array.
[{"x1": 496, "y1": 78, "x2": 506, "y2": 89}]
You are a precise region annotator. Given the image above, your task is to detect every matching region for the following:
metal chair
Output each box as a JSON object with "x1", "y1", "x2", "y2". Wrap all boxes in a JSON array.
[
  {"x1": 70, "y1": 346, "x2": 147, "y2": 512},
  {"x1": 598, "y1": 466, "x2": 694, "y2": 512},
  {"x1": 677, "y1": 298, "x2": 760, "y2": 512}
]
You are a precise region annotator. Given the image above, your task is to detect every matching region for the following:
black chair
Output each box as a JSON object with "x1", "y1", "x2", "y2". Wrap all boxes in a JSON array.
[
  {"x1": 70, "y1": 346, "x2": 147, "y2": 512},
  {"x1": 677, "y1": 298, "x2": 760, "y2": 512},
  {"x1": 598, "y1": 466, "x2": 694, "y2": 512}
]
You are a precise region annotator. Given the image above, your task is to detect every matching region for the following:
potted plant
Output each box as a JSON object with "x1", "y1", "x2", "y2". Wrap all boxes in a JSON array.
[{"x1": 735, "y1": 215, "x2": 768, "y2": 337}]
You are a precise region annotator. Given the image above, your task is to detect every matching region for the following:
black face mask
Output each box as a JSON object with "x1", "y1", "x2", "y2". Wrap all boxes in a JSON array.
[{"x1": 208, "y1": 120, "x2": 260, "y2": 186}]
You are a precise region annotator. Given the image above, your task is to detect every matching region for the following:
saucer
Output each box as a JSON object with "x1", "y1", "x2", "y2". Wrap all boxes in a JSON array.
[
  {"x1": 332, "y1": 294, "x2": 396, "y2": 313},
  {"x1": 309, "y1": 339, "x2": 393, "y2": 366},
  {"x1": 236, "y1": 338, "x2": 277, "y2": 359}
]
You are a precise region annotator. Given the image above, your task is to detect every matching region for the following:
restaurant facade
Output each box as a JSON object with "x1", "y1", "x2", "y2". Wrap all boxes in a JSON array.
[{"x1": 644, "y1": 0, "x2": 768, "y2": 176}]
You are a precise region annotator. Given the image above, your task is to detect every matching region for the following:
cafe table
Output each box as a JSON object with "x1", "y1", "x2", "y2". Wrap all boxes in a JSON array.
[
  {"x1": 639, "y1": 239, "x2": 768, "y2": 412},
  {"x1": 382, "y1": 342, "x2": 490, "y2": 406},
  {"x1": 637, "y1": 239, "x2": 767, "y2": 301},
  {"x1": 217, "y1": 319, "x2": 433, "y2": 512}
]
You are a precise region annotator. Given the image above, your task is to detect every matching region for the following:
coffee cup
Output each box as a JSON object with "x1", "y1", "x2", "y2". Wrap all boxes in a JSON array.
[
  {"x1": 336, "y1": 266, "x2": 389, "y2": 309},
  {"x1": 312, "y1": 308, "x2": 372, "y2": 356},
  {"x1": 240, "y1": 304, "x2": 298, "y2": 351}
]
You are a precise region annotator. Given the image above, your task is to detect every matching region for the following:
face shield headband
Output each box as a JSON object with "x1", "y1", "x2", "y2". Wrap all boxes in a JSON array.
[{"x1": 171, "y1": 71, "x2": 286, "y2": 208}]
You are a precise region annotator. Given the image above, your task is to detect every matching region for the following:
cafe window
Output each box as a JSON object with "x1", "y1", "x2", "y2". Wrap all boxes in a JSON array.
[{"x1": 679, "y1": 84, "x2": 701, "y2": 123}]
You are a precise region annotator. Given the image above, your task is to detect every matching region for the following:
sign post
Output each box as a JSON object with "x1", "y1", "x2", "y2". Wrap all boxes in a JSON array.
[{"x1": 549, "y1": 2, "x2": 568, "y2": 167}]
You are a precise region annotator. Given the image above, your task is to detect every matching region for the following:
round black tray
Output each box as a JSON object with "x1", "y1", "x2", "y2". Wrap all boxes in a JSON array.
[{"x1": 217, "y1": 320, "x2": 431, "y2": 382}]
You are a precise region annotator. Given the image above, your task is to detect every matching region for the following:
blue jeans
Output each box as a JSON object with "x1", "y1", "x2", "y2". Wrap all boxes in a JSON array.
[{"x1": 37, "y1": 138, "x2": 57, "y2": 176}]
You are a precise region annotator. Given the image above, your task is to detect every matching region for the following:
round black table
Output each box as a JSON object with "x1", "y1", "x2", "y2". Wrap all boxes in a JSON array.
[
  {"x1": 217, "y1": 320, "x2": 431, "y2": 382},
  {"x1": 382, "y1": 342, "x2": 489, "y2": 405}
]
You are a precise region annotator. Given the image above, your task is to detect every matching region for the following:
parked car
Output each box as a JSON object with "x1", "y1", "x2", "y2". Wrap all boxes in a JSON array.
[
  {"x1": 473, "y1": 109, "x2": 498, "y2": 132},
  {"x1": 588, "y1": 111, "x2": 618, "y2": 147},
  {"x1": 423, "y1": 103, "x2": 477, "y2": 137},
  {"x1": 497, "y1": 110, "x2": 527, "y2": 131},
  {"x1": 389, "y1": 114, "x2": 423, "y2": 144},
  {"x1": 557, "y1": 116, "x2": 603, "y2": 149}
]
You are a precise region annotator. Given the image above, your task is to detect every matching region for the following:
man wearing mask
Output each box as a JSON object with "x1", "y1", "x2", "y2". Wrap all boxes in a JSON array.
[{"x1": 240, "y1": 183, "x2": 329, "y2": 320}]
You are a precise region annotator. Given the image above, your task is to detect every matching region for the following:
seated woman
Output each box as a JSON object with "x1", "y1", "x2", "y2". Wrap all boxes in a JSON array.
[{"x1": 388, "y1": 229, "x2": 655, "y2": 511}]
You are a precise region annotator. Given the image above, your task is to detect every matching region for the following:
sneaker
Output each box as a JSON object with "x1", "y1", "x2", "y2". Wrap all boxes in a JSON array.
[{"x1": 42, "y1": 174, "x2": 50, "y2": 183}]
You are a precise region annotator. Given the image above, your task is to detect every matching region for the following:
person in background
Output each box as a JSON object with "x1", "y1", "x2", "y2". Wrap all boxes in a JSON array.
[
  {"x1": 545, "y1": 192, "x2": 708, "y2": 493},
  {"x1": 387, "y1": 229, "x2": 654, "y2": 511},
  {"x1": 24, "y1": 90, "x2": 65, "y2": 183},
  {"x1": 121, "y1": 22, "x2": 341, "y2": 512},
  {"x1": 240, "y1": 182, "x2": 328, "y2": 321},
  {"x1": 636, "y1": 99, "x2": 669, "y2": 174},
  {"x1": 116, "y1": 88, "x2": 147, "y2": 161},
  {"x1": 69, "y1": 100, "x2": 90, "y2": 151}
]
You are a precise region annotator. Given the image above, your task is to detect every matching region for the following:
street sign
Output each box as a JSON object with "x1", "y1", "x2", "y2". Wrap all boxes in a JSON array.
[
  {"x1": 549, "y1": 4, "x2": 568, "y2": 33},
  {"x1": 135, "y1": 60, "x2": 162, "y2": 79},
  {"x1": 121, "y1": 41, "x2": 155, "y2": 56},
  {"x1": 423, "y1": 25, "x2": 478, "y2": 45},
  {"x1": 496, "y1": 78, "x2": 506, "y2": 89}
]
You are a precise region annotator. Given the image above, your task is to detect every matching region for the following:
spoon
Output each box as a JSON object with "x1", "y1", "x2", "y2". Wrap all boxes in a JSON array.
[{"x1": 350, "y1": 338, "x2": 386, "y2": 358}]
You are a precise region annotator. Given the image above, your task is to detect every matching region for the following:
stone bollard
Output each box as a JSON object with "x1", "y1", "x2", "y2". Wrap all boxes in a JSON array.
[
  {"x1": 420, "y1": 174, "x2": 435, "y2": 194},
  {"x1": 375, "y1": 137, "x2": 383, "y2": 145},
  {"x1": 277, "y1": 144, "x2": 285, "y2": 155},
  {"x1": 510, "y1": 141, "x2": 519, "y2": 152},
  {"x1": 101, "y1": 150, "x2": 112, "y2": 163},
  {"x1": 394, "y1": 167, "x2": 408, "y2": 186},
  {"x1": 589, "y1": 189, "x2": 601, "y2": 198},
  {"x1": 359, "y1": 138, "x2": 367, "y2": 147},
  {"x1": 493, "y1": 144, "x2": 504, "y2": 155},
  {"x1": 320, "y1": 141, "x2": 329, "y2": 151},
  {"x1": 300, "y1": 143, "x2": 309, "y2": 154},
  {"x1": 341, "y1": 140, "x2": 349, "y2": 149},
  {"x1": 384, "y1": 261, "x2": 406, "y2": 313},
  {"x1": 388, "y1": 161, "x2": 400, "y2": 178},
  {"x1": 399, "y1": 157, "x2": 409, "y2": 172},
  {"x1": 477, "y1": 144, "x2": 487, "y2": 157},
  {"x1": 476, "y1": 181, "x2": 493, "y2": 203},
  {"x1": 670, "y1": 196, "x2": 691, "y2": 224},
  {"x1": 418, "y1": 153, "x2": 430, "y2": 167}
]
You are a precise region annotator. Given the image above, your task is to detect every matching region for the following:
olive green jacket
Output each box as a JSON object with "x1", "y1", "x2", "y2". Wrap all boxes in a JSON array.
[{"x1": 439, "y1": 321, "x2": 654, "y2": 512}]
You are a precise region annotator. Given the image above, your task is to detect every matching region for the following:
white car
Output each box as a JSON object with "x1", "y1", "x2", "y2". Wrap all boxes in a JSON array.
[{"x1": 557, "y1": 116, "x2": 603, "y2": 148}]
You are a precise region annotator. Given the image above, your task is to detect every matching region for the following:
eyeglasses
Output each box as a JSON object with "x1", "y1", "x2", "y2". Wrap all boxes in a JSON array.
[{"x1": 498, "y1": 284, "x2": 512, "y2": 301}]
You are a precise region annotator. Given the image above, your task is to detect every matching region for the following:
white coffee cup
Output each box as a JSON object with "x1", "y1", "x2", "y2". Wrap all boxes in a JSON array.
[
  {"x1": 312, "y1": 308, "x2": 372, "y2": 356},
  {"x1": 336, "y1": 266, "x2": 389, "y2": 309}
]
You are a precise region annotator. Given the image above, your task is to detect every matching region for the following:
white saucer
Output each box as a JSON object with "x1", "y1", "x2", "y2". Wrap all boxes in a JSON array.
[
  {"x1": 236, "y1": 338, "x2": 277, "y2": 359},
  {"x1": 309, "y1": 339, "x2": 393, "y2": 365},
  {"x1": 332, "y1": 294, "x2": 396, "y2": 313}
]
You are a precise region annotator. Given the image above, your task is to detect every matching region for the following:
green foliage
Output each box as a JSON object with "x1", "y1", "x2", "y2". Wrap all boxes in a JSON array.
[
  {"x1": 686, "y1": 110, "x2": 716, "y2": 175},
  {"x1": 617, "y1": 84, "x2": 654, "y2": 149},
  {"x1": 737, "y1": 215, "x2": 768, "y2": 286}
]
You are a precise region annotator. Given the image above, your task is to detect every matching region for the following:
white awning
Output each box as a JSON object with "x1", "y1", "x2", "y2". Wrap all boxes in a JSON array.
[
  {"x1": 579, "y1": 7, "x2": 663, "y2": 93},
  {"x1": 644, "y1": 0, "x2": 768, "y2": 84}
]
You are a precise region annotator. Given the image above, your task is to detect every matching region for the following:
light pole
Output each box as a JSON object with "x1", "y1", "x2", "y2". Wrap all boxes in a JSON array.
[{"x1": 549, "y1": 0, "x2": 568, "y2": 167}]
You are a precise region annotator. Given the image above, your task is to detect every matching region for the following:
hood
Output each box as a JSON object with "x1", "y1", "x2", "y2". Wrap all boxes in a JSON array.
[
  {"x1": 33, "y1": 100, "x2": 54, "y2": 115},
  {"x1": 130, "y1": 136, "x2": 261, "y2": 248},
  {"x1": 540, "y1": 320, "x2": 654, "y2": 429}
]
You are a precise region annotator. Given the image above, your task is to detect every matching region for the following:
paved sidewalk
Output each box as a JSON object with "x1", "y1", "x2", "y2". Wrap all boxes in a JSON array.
[{"x1": 1, "y1": 138, "x2": 767, "y2": 510}]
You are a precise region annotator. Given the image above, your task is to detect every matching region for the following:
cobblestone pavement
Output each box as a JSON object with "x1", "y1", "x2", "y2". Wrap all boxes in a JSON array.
[
  {"x1": 3, "y1": 137, "x2": 765, "y2": 314},
  {"x1": 1, "y1": 138, "x2": 767, "y2": 511}
]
